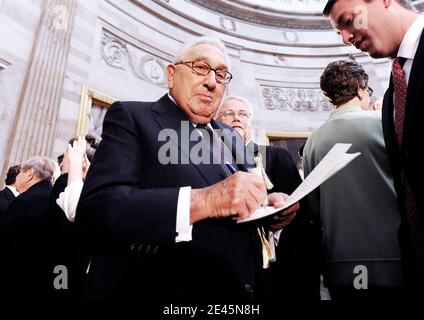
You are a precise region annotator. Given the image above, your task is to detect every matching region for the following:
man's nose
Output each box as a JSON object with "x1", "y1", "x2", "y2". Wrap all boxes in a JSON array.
[
  {"x1": 341, "y1": 30, "x2": 353, "y2": 45},
  {"x1": 203, "y1": 71, "x2": 217, "y2": 90},
  {"x1": 232, "y1": 113, "x2": 242, "y2": 121}
]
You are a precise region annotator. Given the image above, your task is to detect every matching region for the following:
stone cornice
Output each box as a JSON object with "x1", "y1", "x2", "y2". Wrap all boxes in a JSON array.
[
  {"x1": 0, "y1": 57, "x2": 11, "y2": 70},
  {"x1": 188, "y1": 0, "x2": 331, "y2": 30}
]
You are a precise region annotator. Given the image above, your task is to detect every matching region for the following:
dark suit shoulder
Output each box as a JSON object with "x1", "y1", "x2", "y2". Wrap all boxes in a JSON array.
[{"x1": 0, "y1": 188, "x2": 15, "y2": 213}]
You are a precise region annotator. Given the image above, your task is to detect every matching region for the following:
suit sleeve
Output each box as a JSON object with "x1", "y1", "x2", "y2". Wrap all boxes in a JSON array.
[
  {"x1": 268, "y1": 147, "x2": 302, "y2": 194},
  {"x1": 76, "y1": 102, "x2": 180, "y2": 253}
]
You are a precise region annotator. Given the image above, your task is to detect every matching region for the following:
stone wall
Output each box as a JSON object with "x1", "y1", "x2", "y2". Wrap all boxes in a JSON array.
[{"x1": 1, "y1": 0, "x2": 415, "y2": 184}]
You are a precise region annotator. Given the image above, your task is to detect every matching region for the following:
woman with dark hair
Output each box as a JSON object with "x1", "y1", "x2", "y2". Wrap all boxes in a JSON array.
[{"x1": 303, "y1": 60, "x2": 403, "y2": 300}]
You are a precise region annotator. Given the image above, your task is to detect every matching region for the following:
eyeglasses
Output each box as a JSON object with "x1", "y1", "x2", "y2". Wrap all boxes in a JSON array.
[
  {"x1": 175, "y1": 60, "x2": 233, "y2": 84},
  {"x1": 367, "y1": 87, "x2": 373, "y2": 97},
  {"x1": 219, "y1": 110, "x2": 251, "y2": 121}
]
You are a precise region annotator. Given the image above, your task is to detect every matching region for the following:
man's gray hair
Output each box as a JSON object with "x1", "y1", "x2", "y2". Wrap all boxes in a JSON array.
[
  {"x1": 21, "y1": 156, "x2": 57, "y2": 182},
  {"x1": 219, "y1": 95, "x2": 254, "y2": 117},
  {"x1": 173, "y1": 36, "x2": 231, "y2": 70}
]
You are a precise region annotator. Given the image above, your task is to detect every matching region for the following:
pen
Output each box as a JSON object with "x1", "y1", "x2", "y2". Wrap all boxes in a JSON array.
[{"x1": 225, "y1": 161, "x2": 237, "y2": 174}]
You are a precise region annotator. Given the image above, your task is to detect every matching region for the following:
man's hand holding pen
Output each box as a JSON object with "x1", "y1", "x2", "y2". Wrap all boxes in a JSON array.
[{"x1": 190, "y1": 170, "x2": 299, "y2": 227}]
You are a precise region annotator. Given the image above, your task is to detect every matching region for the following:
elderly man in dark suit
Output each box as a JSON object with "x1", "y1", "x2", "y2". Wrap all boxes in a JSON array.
[
  {"x1": 217, "y1": 96, "x2": 321, "y2": 301},
  {"x1": 0, "y1": 156, "x2": 57, "y2": 301},
  {"x1": 0, "y1": 165, "x2": 20, "y2": 216},
  {"x1": 323, "y1": 0, "x2": 424, "y2": 293},
  {"x1": 76, "y1": 37, "x2": 298, "y2": 306}
]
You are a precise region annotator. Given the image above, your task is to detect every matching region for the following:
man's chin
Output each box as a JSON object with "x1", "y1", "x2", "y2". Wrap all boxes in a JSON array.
[{"x1": 190, "y1": 113, "x2": 213, "y2": 125}]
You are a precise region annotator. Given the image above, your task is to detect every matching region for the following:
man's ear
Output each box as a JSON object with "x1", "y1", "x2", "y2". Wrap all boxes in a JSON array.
[
  {"x1": 384, "y1": 0, "x2": 392, "y2": 8},
  {"x1": 358, "y1": 88, "x2": 365, "y2": 100},
  {"x1": 27, "y1": 168, "x2": 35, "y2": 181},
  {"x1": 166, "y1": 64, "x2": 176, "y2": 89}
]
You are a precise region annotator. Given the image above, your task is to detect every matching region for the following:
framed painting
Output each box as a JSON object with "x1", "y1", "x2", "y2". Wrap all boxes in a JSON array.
[
  {"x1": 261, "y1": 131, "x2": 311, "y2": 171},
  {"x1": 76, "y1": 86, "x2": 118, "y2": 136}
]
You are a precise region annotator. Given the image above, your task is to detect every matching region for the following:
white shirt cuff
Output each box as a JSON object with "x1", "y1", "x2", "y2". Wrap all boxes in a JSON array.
[
  {"x1": 273, "y1": 229, "x2": 283, "y2": 246},
  {"x1": 56, "y1": 180, "x2": 84, "y2": 222},
  {"x1": 175, "y1": 186, "x2": 193, "y2": 242}
]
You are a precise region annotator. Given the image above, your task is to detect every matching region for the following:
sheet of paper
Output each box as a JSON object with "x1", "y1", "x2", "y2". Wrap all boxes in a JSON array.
[{"x1": 238, "y1": 143, "x2": 361, "y2": 223}]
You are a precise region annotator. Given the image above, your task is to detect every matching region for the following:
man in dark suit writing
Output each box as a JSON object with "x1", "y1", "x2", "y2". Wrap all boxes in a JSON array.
[
  {"x1": 324, "y1": 0, "x2": 424, "y2": 294},
  {"x1": 76, "y1": 37, "x2": 298, "y2": 305}
]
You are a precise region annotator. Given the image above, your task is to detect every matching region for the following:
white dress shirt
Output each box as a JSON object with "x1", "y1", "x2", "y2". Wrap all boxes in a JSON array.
[
  {"x1": 393, "y1": 14, "x2": 424, "y2": 118},
  {"x1": 56, "y1": 180, "x2": 84, "y2": 222},
  {"x1": 6, "y1": 185, "x2": 19, "y2": 197}
]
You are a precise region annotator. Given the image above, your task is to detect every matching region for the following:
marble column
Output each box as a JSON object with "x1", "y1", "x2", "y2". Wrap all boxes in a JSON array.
[{"x1": 3, "y1": 0, "x2": 77, "y2": 170}]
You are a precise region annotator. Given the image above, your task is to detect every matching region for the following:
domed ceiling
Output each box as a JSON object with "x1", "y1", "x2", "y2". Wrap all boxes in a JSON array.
[
  {"x1": 189, "y1": 0, "x2": 424, "y2": 29},
  {"x1": 239, "y1": 0, "x2": 326, "y2": 14}
]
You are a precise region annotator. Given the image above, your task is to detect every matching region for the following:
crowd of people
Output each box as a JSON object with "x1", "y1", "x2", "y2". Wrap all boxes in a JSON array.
[{"x1": 0, "y1": 0, "x2": 423, "y2": 310}]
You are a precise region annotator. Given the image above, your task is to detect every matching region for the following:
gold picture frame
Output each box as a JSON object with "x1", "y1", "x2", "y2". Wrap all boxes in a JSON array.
[
  {"x1": 76, "y1": 86, "x2": 118, "y2": 136},
  {"x1": 261, "y1": 131, "x2": 311, "y2": 169}
]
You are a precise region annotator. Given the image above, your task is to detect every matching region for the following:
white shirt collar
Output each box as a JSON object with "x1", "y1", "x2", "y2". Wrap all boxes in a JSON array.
[
  {"x1": 6, "y1": 185, "x2": 19, "y2": 197},
  {"x1": 397, "y1": 14, "x2": 424, "y2": 59}
]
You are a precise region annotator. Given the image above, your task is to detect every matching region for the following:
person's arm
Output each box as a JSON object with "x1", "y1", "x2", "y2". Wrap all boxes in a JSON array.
[
  {"x1": 76, "y1": 102, "x2": 181, "y2": 252},
  {"x1": 76, "y1": 102, "x2": 280, "y2": 253},
  {"x1": 56, "y1": 137, "x2": 87, "y2": 222}
]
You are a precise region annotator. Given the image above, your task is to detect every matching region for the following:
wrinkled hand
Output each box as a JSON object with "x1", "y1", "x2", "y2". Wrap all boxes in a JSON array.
[
  {"x1": 191, "y1": 172, "x2": 267, "y2": 223},
  {"x1": 266, "y1": 192, "x2": 299, "y2": 232}
]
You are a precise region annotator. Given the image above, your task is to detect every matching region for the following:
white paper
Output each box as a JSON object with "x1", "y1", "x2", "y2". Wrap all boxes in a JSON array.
[{"x1": 238, "y1": 143, "x2": 361, "y2": 223}]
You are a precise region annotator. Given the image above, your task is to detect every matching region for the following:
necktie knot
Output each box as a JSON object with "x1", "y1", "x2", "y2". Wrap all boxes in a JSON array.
[
  {"x1": 196, "y1": 123, "x2": 236, "y2": 176},
  {"x1": 392, "y1": 57, "x2": 406, "y2": 76}
]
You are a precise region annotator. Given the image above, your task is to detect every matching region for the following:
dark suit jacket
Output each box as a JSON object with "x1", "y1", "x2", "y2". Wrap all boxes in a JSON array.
[
  {"x1": 247, "y1": 142, "x2": 322, "y2": 301},
  {"x1": 382, "y1": 28, "x2": 424, "y2": 284},
  {"x1": 0, "y1": 187, "x2": 15, "y2": 216},
  {"x1": 77, "y1": 95, "x2": 264, "y2": 303},
  {"x1": 0, "y1": 180, "x2": 52, "y2": 300},
  {"x1": 45, "y1": 173, "x2": 89, "y2": 302}
]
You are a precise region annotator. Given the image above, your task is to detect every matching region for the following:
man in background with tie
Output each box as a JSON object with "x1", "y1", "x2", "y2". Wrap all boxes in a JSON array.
[
  {"x1": 217, "y1": 96, "x2": 321, "y2": 301},
  {"x1": 324, "y1": 0, "x2": 424, "y2": 294},
  {"x1": 77, "y1": 36, "x2": 298, "y2": 307}
]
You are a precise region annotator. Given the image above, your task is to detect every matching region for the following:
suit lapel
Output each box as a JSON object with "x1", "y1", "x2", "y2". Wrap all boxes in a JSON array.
[
  {"x1": 403, "y1": 27, "x2": 424, "y2": 150},
  {"x1": 152, "y1": 95, "x2": 226, "y2": 185}
]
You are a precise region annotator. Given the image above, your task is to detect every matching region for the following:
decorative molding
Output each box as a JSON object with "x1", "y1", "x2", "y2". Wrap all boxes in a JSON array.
[
  {"x1": 187, "y1": 0, "x2": 331, "y2": 30},
  {"x1": 260, "y1": 85, "x2": 331, "y2": 112},
  {"x1": 220, "y1": 16, "x2": 237, "y2": 32},
  {"x1": 101, "y1": 30, "x2": 168, "y2": 87},
  {"x1": 77, "y1": 86, "x2": 118, "y2": 136},
  {"x1": 0, "y1": 57, "x2": 11, "y2": 70},
  {"x1": 282, "y1": 30, "x2": 299, "y2": 43}
]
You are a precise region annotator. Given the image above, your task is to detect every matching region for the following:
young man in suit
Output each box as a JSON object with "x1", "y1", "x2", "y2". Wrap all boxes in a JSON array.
[
  {"x1": 76, "y1": 37, "x2": 299, "y2": 307},
  {"x1": 0, "y1": 165, "x2": 20, "y2": 216},
  {"x1": 324, "y1": 0, "x2": 424, "y2": 295}
]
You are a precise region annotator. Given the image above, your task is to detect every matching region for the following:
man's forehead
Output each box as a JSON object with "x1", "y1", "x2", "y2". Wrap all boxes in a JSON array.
[
  {"x1": 223, "y1": 99, "x2": 248, "y2": 110},
  {"x1": 185, "y1": 45, "x2": 227, "y2": 67}
]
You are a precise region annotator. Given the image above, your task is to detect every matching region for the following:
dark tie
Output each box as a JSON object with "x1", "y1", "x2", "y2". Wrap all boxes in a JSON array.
[
  {"x1": 392, "y1": 57, "x2": 407, "y2": 145},
  {"x1": 392, "y1": 57, "x2": 424, "y2": 270},
  {"x1": 196, "y1": 124, "x2": 237, "y2": 176}
]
